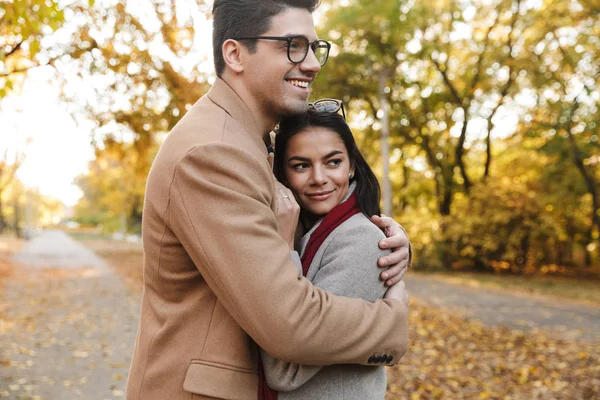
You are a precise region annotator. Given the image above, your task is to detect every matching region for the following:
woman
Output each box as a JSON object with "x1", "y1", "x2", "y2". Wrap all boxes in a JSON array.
[{"x1": 260, "y1": 102, "x2": 409, "y2": 400}]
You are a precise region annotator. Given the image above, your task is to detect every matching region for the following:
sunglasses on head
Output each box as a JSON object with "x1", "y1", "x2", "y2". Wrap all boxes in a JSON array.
[{"x1": 308, "y1": 98, "x2": 346, "y2": 120}]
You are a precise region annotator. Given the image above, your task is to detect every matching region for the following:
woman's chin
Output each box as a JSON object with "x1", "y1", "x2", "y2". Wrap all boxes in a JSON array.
[{"x1": 304, "y1": 205, "x2": 333, "y2": 217}]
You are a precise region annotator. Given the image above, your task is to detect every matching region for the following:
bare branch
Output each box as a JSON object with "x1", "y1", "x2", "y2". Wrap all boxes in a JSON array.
[
  {"x1": 1, "y1": 52, "x2": 63, "y2": 77},
  {"x1": 364, "y1": 97, "x2": 378, "y2": 119},
  {"x1": 430, "y1": 55, "x2": 463, "y2": 106},
  {"x1": 564, "y1": 98, "x2": 600, "y2": 243},
  {"x1": 455, "y1": 107, "x2": 472, "y2": 193},
  {"x1": 397, "y1": 95, "x2": 445, "y2": 173},
  {"x1": 482, "y1": 0, "x2": 521, "y2": 180},
  {"x1": 549, "y1": 27, "x2": 597, "y2": 97},
  {"x1": 469, "y1": 7, "x2": 502, "y2": 94},
  {"x1": 4, "y1": 41, "x2": 23, "y2": 59}
]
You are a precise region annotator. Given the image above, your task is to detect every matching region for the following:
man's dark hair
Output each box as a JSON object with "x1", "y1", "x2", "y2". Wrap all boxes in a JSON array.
[
  {"x1": 212, "y1": 0, "x2": 321, "y2": 77},
  {"x1": 274, "y1": 110, "x2": 382, "y2": 218}
]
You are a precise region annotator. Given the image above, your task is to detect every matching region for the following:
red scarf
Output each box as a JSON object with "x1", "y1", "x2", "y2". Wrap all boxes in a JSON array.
[
  {"x1": 258, "y1": 193, "x2": 361, "y2": 400},
  {"x1": 300, "y1": 193, "x2": 361, "y2": 276}
]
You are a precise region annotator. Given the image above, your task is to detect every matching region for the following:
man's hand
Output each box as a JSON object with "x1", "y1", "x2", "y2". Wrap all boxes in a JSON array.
[{"x1": 371, "y1": 214, "x2": 411, "y2": 287}]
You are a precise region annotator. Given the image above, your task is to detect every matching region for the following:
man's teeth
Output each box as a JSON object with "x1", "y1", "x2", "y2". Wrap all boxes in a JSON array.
[{"x1": 288, "y1": 80, "x2": 309, "y2": 88}]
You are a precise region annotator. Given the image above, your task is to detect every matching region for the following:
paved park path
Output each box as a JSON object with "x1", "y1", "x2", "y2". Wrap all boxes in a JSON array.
[
  {"x1": 1, "y1": 231, "x2": 140, "y2": 400},
  {"x1": 405, "y1": 274, "x2": 600, "y2": 342},
  {"x1": 1, "y1": 231, "x2": 599, "y2": 399}
]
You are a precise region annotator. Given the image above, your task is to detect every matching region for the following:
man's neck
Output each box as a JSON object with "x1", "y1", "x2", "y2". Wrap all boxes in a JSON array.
[{"x1": 220, "y1": 75, "x2": 277, "y2": 144}]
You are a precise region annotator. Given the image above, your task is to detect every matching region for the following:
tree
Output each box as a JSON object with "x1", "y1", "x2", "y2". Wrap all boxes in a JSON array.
[
  {"x1": 52, "y1": 0, "x2": 598, "y2": 271},
  {"x1": 60, "y1": 0, "x2": 212, "y2": 231},
  {"x1": 74, "y1": 137, "x2": 158, "y2": 234},
  {"x1": 516, "y1": 0, "x2": 600, "y2": 262},
  {"x1": 0, "y1": 0, "x2": 65, "y2": 97},
  {"x1": 316, "y1": 0, "x2": 599, "y2": 271},
  {"x1": 0, "y1": 150, "x2": 24, "y2": 233},
  {"x1": 317, "y1": 0, "x2": 529, "y2": 217}
]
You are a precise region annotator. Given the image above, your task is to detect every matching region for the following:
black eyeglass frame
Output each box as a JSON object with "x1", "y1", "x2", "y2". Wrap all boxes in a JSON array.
[
  {"x1": 309, "y1": 98, "x2": 346, "y2": 120},
  {"x1": 234, "y1": 35, "x2": 331, "y2": 66}
]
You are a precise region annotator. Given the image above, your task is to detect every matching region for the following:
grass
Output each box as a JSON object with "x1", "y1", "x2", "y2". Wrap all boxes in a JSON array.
[{"x1": 411, "y1": 269, "x2": 600, "y2": 307}]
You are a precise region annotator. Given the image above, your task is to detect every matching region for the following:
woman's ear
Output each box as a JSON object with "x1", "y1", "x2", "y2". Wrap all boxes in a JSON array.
[
  {"x1": 222, "y1": 39, "x2": 245, "y2": 74},
  {"x1": 349, "y1": 163, "x2": 356, "y2": 180}
]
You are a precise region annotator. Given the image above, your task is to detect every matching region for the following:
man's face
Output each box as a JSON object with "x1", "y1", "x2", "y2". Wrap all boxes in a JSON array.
[{"x1": 243, "y1": 8, "x2": 322, "y2": 120}]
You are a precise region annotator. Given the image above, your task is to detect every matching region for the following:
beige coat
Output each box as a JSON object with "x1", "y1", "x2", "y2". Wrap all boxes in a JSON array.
[{"x1": 126, "y1": 78, "x2": 409, "y2": 400}]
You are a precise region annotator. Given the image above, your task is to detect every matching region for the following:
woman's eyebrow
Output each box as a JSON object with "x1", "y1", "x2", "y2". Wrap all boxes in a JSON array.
[
  {"x1": 323, "y1": 150, "x2": 344, "y2": 159},
  {"x1": 287, "y1": 151, "x2": 344, "y2": 163},
  {"x1": 288, "y1": 156, "x2": 310, "y2": 162},
  {"x1": 288, "y1": 150, "x2": 344, "y2": 162}
]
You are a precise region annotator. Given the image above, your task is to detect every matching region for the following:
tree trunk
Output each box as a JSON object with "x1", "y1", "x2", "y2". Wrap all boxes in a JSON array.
[
  {"x1": 400, "y1": 162, "x2": 409, "y2": 211},
  {"x1": 483, "y1": 117, "x2": 493, "y2": 180},
  {"x1": 565, "y1": 103, "x2": 600, "y2": 256},
  {"x1": 378, "y1": 69, "x2": 392, "y2": 216},
  {"x1": 440, "y1": 186, "x2": 452, "y2": 216},
  {"x1": 455, "y1": 107, "x2": 472, "y2": 193},
  {"x1": 439, "y1": 166, "x2": 454, "y2": 216},
  {"x1": 14, "y1": 200, "x2": 22, "y2": 239}
]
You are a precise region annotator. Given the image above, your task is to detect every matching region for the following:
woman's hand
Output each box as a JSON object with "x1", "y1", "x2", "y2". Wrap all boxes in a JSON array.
[
  {"x1": 371, "y1": 214, "x2": 412, "y2": 287},
  {"x1": 275, "y1": 182, "x2": 300, "y2": 250},
  {"x1": 383, "y1": 279, "x2": 409, "y2": 307}
]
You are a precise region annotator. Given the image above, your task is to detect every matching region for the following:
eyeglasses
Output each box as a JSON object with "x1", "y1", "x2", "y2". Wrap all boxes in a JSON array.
[
  {"x1": 234, "y1": 36, "x2": 331, "y2": 66},
  {"x1": 309, "y1": 98, "x2": 346, "y2": 119}
]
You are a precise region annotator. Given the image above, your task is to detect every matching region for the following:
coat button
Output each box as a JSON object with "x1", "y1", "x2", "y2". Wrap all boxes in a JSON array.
[{"x1": 386, "y1": 355, "x2": 394, "y2": 364}]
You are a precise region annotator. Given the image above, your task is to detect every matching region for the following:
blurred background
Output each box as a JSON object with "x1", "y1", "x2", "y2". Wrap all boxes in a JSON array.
[
  {"x1": 1, "y1": 0, "x2": 599, "y2": 399},
  {"x1": 2, "y1": 0, "x2": 599, "y2": 275}
]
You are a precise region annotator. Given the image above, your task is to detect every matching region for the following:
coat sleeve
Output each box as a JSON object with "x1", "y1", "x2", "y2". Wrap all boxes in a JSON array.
[
  {"x1": 261, "y1": 218, "x2": 408, "y2": 390},
  {"x1": 169, "y1": 143, "x2": 408, "y2": 365}
]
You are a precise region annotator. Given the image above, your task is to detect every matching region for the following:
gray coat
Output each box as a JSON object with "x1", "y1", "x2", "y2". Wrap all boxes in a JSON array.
[{"x1": 262, "y1": 186, "x2": 391, "y2": 399}]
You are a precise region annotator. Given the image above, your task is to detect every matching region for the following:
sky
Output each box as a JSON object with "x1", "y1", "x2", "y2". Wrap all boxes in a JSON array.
[
  {"x1": 0, "y1": 0, "x2": 216, "y2": 208},
  {"x1": 0, "y1": 66, "x2": 96, "y2": 207}
]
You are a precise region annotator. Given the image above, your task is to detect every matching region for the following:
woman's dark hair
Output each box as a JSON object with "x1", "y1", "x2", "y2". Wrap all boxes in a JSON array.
[
  {"x1": 212, "y1": 0, "x2": 321, "y2": 77},
  {"x1": 274, "y1": 109, "x2": 382, "y2": 217}
]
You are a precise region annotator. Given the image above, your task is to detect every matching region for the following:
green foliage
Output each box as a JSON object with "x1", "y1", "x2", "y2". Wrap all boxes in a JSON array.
[
  {"x1": 60, "y1": 1, "x2": 212, "y2": 235},
  {"x1": 446, "y1": 179, "x2": 562, "y2": 272},
  {"x1": 63, "y1": 0, "x2": 211, "y2": 143},
  {"x1": 73, "y1": 139, "x2": 157, "y2": 235},
  {"x1": 56, "y1": 0, "x2": 599, "y2": 271},
  {"x1": 314, "y1": 0, "x2": 599, "y2": 272},
  {"x1": 0, "y1": 0, "x2": 65, "y2": 97}
]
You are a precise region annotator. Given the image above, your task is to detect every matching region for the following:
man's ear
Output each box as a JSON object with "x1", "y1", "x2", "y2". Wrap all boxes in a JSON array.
[{"x1": 222, "y1": 39, "x2": 245, "y2": 74}]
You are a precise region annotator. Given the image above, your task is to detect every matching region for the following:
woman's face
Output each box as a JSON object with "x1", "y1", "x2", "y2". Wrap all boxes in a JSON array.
[{"x1": 284, "y1": 126, "x2": 354, "y2": 217}]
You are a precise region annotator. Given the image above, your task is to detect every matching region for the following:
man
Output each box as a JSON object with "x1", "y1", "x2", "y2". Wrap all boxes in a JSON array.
[{"x1": 126, "y1": 1, "x2": 410, "y2": 399}]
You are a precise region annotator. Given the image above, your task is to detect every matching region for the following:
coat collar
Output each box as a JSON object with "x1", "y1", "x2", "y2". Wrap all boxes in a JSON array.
[{"x1": 206, "y1": 78, "x2": 268, "y2": 155}]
